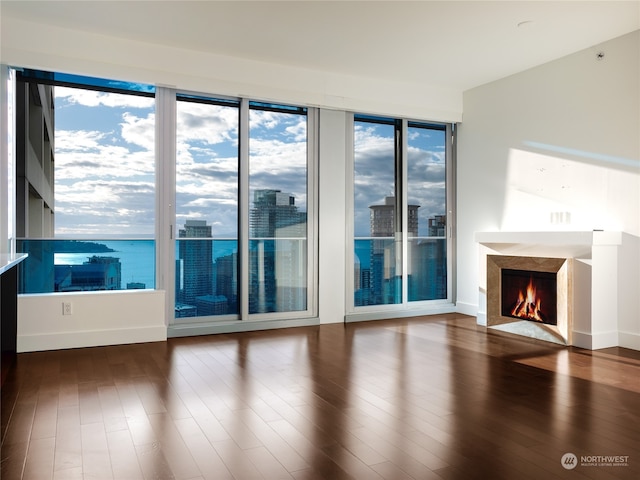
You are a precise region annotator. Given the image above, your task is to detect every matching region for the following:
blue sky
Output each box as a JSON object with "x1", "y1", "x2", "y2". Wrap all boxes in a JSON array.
[
  {"x1": 54, "y1": 87, "x2": 155, "y2": 237},
  {"x1": 54, "y1": 85, "x2": 444, "y2": 239},
  {"x1": 55, "y1": 87, "x2": 307, "y2": 238},
  {"x1": 353, "y1": 121, "x2": 446, "y2": 237},
  {"x1": 175, "y1": 100, "x2": 307, "y2": 238}
]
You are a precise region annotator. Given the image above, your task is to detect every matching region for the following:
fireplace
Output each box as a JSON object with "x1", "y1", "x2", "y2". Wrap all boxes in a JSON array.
[{"x1": 487, "y1": 255, "x2": 572, "y2": 345}]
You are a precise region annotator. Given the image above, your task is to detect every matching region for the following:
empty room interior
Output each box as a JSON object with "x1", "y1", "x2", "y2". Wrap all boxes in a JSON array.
[{"x1": 1, "y1": 1, "x2": 639, "y2": 479}]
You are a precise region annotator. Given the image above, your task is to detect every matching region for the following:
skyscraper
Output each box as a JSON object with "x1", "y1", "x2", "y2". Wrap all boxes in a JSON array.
[
  {"x1": 15, "y1": 73, "x2": 55, "y2": 239},
  {"x1": 249, "y1": 190, "x2": 306, "y2": 313},
  {"x1": 367, "y1": 197, "x2": 419, "y2": 304},
  {"x1": 54, "y1": 255, "x2": 122, "y2": 291},
  {"x1": 428, "y1": 214, "x2": 447, "y2": 237},
  {"x1": 250, "y1": 189, "x2": 306, "y2": 238},
  {"x1": 369, "y1": 196, "x2": 419, "y2": 237},
  {"x1": 214, "y1": 251, "x2": 238, "y2": 314},
  {"x1": 15, "y1": 73, "x2": 56, "y2": 293},
  {"x1": 177, "y1": 220, "x2": 213, "y2": 309}
]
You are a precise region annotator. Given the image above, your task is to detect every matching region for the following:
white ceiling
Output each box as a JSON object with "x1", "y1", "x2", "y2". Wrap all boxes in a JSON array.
[{"x1": 2, "y1": 0, "x2": 639, "y2": 91}]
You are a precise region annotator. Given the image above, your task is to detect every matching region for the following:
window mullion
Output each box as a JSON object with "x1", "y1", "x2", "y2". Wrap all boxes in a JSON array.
[
  {"x1": 345, "y1": 112, "x2": 356, "y2": 313},
  {"x1": 239, "y1": 99, "x2": 250, "y2": 320},
  {"x1": 400, "y1": 119, "x2": 409, "y2": 306},
  {"x1": 306, "y1": 107, "x2": 319, "y2": 317},
  {"x1": 1, "y1": 66, "x2": 16, "y2": 255},
  {"x1": 393, "y1": 120, "x2": 403, "y2": 305},
  {"x1": 447, "y1": 123, "x2": 455, "y2": 303},
  {"x1": 155, "y1": 87, "x2": 176, "y2": 322}
]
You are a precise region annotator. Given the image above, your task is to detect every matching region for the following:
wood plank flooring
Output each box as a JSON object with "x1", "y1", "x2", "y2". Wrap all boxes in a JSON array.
[{"x1": 2, "y1": 313, "x2": 639, "y2": 479}]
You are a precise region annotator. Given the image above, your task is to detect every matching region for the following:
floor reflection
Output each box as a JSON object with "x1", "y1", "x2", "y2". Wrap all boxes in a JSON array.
[{"x1": 3, "y1": 315, "x2": 640, "y2": 480}]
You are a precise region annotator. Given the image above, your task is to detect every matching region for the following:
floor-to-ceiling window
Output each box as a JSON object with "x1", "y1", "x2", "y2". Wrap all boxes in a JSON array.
[
  {"x1": 15, "y1": 69, "x2": 156, "y2": 294},
  {"x1": 248, "y1": 102, "x2": 309, "y2": 315},
  {"x1": 406, "y1": 122, "x2": 448, "y2": 302},
  {"x1": 175, "y1": 94, "x2": 240, "y2": 319},
  {"x1": 13, "y1": 69, "x2": 318, "y2": 330},
  {"x1": 352, "y1": 116, "x2": 400, "y2": 306},
  {"x1": 172, "y1": 95, "x2": 317, "y2": 324},
  {"x1": 351, "y1": 114, "x2": 451, "y2": 313}
]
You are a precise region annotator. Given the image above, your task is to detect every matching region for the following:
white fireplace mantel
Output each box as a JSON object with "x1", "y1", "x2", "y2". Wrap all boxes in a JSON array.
[
  {"x1": 474, "y1": 230, "x2": 622, "y2": 259},
  {"x1": 474, "y1": 230, "x2": 634, "y2": 350}
]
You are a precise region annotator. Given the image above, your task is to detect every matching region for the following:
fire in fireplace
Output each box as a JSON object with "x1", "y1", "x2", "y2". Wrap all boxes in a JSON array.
[
  {"x1": 487, "y1": 255, "x2": 571, "y2": 345},
  {"x1": 501, "y1": 269, "x2": 557, "y2": 326}
]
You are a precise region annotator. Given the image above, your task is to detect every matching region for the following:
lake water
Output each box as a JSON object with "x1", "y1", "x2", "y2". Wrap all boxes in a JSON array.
[{"x1": 55, "y1": 240, "x2": 156, "y2": 289}]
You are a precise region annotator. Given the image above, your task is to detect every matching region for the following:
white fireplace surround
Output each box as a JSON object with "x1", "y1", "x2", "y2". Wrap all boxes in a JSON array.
[{"x1": 475, "y1": 231, "x2": 640, "y2": 350}]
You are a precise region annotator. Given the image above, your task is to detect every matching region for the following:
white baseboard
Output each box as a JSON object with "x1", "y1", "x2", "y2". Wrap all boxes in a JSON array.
[
  {"x1": 572, "y1": 330, "x2": 620, "y2": 350},
  {"x1": 618, "y1": 331, "x2": 640, "y2": 351},
  {"x1": 345, "y1": 303, "x2": 456, "y2": 323},
  {"x1": 17, "y1": 325, "x2": 167, "y2": 353},
  {"x1": 455, "y1": 301, "x2": 478, "y2": 317},
  {"x1": 168, "y1": 317, "x2": 320, "y2": 337},
  {"x1": 17, "y1": 290, "x2": 167, "y2": 352}
]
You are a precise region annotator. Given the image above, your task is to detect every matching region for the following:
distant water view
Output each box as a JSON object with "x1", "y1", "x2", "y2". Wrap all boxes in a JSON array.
[
  {"x1": 18, "y1": 238, "x2": 240, "y2": 295},
  {"x1": 17, "y1": 239, "x2": 157, "y2": 293},
  {"x1": 54, "y1": 240, "x2": 156, "y2": 289}
]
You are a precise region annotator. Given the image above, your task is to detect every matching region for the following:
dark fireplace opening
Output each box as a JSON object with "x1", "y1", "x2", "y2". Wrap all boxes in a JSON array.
[{"x1": 501, "y1": 269, "x2": 557, "y2": 326}]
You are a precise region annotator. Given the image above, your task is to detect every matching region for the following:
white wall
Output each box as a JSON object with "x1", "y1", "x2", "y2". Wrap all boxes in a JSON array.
[
  {"x1": 318, "y1": 109, "x2": 347, "y2": 324},
  {"x1": 17, "y1": 290, "x2": 166, "y2": 352},
  {"x1": 6, "y1": 13, "x2": 637, "y2": 350},
  {"x1": 0, "y1": 66, "x2": 14, "y2": 255},
  {"x1": 618, "y1": 233, "x2": 640, "y2": 350},
  {"x1": 0, "y1": 12, "x2": 457, "y2": 348},
  {"x1": 0, "y1": 17, "x2": 462, "y2": 124},
  {"x1": 0, "y1": 14, "x2": 463, "y2": 350},
  {"x1": 457, "y1": 31, "x2": 640, "y2": 348}
]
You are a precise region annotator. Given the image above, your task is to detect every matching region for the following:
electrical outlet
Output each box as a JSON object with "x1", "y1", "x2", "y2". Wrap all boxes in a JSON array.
[{"x1": 62, "y1": 301, "x2": 73, "y2": 315}]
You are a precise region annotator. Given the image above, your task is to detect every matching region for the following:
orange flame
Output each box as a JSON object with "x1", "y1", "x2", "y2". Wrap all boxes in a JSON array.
[{"x1": 510, "y1": 277, "x2": 544, "y2": 322}]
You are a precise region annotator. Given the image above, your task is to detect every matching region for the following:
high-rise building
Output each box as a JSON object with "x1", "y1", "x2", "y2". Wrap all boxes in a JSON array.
[
  {"x1": 54, "y1": 255, "x2": 122, "y2": 291},
  {"x1": 369, "y1": 196, "x2": 419, "y2": 237},
  {"x1": 409, "y1": 214, "x2": 447, "y2": 301},
  {"x1": 214, "y1": 251, "x2": 238, "y2": 314},
  {"x1": 367, "y1": 197, "x2": 419, "y2": 304},
  {"x1": 177, "y1": 220, "x2": 213, "y2": 309},
  {"x1": 249, "y1": 190, "x2": 306, "y2": 313},
  {"x1": 180, "y1": 219, "x2": 212, "y2": 238},
  {"x1": 428, "y1": 214, "x2": 447, "y2": 237},
  {"x1": 250, "y1": 189, "x2": 306, "y2": 238},
  {"x1": 195, "y1": 294, "x2": 228, "y2": 316},
  {"x1": 15, "y1": 74, "x2": 55, "y2": 239},
  {"x1": 15, "y1": 74, "x2": 56, "y2": 293}
]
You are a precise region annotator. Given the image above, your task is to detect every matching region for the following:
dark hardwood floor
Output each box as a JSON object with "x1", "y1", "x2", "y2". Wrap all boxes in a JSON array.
[{"x1": 1, "y1": 314, "x2": 639, "y2": 479}]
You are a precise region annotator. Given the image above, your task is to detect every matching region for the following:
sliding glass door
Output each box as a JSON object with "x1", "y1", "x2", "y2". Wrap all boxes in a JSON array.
[
  {"x1": 353, "y1": 117, "x2": 400, "y2": 306},
  {"x1": 175, "y1": 95, "x2": 239, "y2": 318},
  {"x1": 248, "y1": 103, "x2": 309, "y2": 314},
  {"x1": 174, "y1": 95, "x2": 316, "y2": 323},
  {"x1": 352, "y1": 115, "x2": 451, "y2": 311}
]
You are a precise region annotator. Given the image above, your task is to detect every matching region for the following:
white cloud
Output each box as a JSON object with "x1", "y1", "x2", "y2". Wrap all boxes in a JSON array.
[
  {"x1": 55, "y1": 87, "x2": 154, "y2": 109},
  {"x1": 121, "y1": 112, "x2": 155, "y2": 150},
  {"x1": 177, "y1": 102, "x2": 238, "y2": 145},
  {"x1": 353, "y1": 122, "x2": 447, "y2": 236},
  {"x1": 285, "y1": 118, "x2": 307, "y2": 142},
  {"x1": 250, "y1": 109, "x2": 282, "y2": 130}
]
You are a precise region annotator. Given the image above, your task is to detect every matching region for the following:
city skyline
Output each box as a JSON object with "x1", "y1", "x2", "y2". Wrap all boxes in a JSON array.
[{"x1": 175, "y1": 188, "x2": 308, "y2": 317}]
